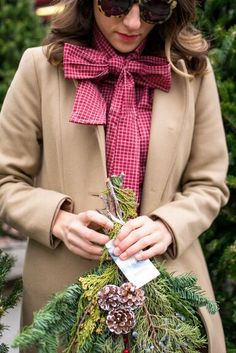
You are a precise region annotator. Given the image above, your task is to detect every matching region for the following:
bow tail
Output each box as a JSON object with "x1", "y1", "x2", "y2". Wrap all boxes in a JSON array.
[{"x1": 106, "y1": 73, "x2": 141, "y2": 200}]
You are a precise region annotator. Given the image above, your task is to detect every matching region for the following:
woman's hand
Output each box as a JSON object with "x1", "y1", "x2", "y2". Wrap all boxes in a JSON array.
[
  {"x1": 113, "y1": 216, "x2": 172, "y2": 260},
  {"x1": 52, "y1": 210, "x2": 113, "y2": 260}
]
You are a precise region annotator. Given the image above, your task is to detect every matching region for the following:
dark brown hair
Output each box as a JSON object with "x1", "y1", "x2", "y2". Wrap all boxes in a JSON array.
[{"x1": 43, "y1": 0, "x2": 209, "y2": 76}]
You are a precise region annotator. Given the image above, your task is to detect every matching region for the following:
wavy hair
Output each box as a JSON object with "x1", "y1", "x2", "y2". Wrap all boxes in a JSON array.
[{"x1": 43, "y1": 0, "x2": 209, "y2": 76}]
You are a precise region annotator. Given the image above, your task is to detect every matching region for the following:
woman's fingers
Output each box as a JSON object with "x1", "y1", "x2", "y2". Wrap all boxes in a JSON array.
[
  {"x1": 113, "y1": 216, "x2": 154, "y2": 254},
  {"x1": 66, "y1": 242, "x2": 102, "y2": 260},
  {"x1": 53, "y1": 209, "x2": 113, "y2": 260},
  {"x1": 113, "y1": 217, "x2": 173, "y2": 260},
  {"x1": 135, "y1": 242, "x2": 167, "y2": 261},
  {"x1": 66, "y1": 232, "x2": 104, "y2": 256},
  {"x1": 53, "y1": 210, "x2": 172, "y2": 261},
  {"x1": 78, "y1": 210, "x2": 113, "y2": 230},
  {"x1": 115, "y1": 233, "x2": 158, "y2": 259},
  {"x1": 114, "y1": 216, "x2": 149, "y2": 243},
  {"x1": 68, "y1": 221, "x2": 110, "y2": 245},
  {"x1": 113, "y1": 224, "x2": 154, "y2": 256}
]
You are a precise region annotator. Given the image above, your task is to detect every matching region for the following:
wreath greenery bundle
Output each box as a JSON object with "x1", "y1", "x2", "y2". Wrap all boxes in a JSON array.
[{"x1": 13, "y1": 175, "x2": 218, "y2": 353}]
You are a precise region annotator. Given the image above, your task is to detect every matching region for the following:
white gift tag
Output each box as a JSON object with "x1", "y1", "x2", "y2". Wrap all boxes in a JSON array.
[{"x1": 106, "y1": 240, "x2": 160, "y2": 288}]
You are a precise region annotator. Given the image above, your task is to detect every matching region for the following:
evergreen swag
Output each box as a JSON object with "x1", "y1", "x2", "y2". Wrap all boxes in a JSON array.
[
  {"x1": 14, "y1": 175, "x2": 218, "y2": 353},
  {"x1": 0, "y1": 250, "x2": 22, "y2": 353}
]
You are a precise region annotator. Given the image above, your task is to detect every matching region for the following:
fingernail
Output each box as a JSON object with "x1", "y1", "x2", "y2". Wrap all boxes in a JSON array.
[
  {"x1": 113, "y1": 248, "x2": 121, "y2": 256},
  {"x1": 120, "y1": 252, "x2": 127, "y2": 260},
  {"x1": 135, "y1": 253, "x2": 142, "y2": 260}
]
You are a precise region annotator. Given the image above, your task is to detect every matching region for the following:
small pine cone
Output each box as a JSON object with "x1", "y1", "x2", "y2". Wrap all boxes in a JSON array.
[
  {"x1": 119, "y1": 282, "x2": 145, "y2": 309},
  {"x1": 106, "y1": 307, "x2": 136, "y2": 334},
  {"x1": 97, "y1": 284, "x2": 121, "y2": 311}
]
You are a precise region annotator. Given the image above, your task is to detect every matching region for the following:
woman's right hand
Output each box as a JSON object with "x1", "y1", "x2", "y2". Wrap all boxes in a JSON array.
[{"x1": 52, "y1": 210, "x2": 113, "y2": 260}]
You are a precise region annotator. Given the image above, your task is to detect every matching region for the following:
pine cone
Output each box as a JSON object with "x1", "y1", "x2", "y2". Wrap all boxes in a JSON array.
[
  {"x1": 106, "y1": 307, "x2": 136, "y2": 334},
  {"x1": 97, "y1": 284, "x2": 121, "y2": 311},
  {"x1": 119, "y1": 282, "x2": 145, "y2": 309}
]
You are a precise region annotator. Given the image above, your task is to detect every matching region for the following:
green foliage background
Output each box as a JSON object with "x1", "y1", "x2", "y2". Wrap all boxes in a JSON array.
[
  {"x1": 0, "y1": 0, "x2": 235, "y2": 351},
  {"x1": 198, "y1": 1, "x2": 236, "y2": 351},
  {"x1": 0, "y1": 0, "x2": 46, "y2": 107}
]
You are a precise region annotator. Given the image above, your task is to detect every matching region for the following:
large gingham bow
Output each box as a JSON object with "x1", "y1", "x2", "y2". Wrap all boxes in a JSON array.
[
  {"x1": 63, "y1": 35, "x2": 171, "y2": 201},
  {"x1": 63, "y1": 43, "x2": 171, "y2": 124}
]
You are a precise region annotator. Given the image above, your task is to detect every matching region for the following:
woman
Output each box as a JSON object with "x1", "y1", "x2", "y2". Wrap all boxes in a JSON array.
[{"x1": 0, "y1": 0, "x2": 229, "y2": 352}]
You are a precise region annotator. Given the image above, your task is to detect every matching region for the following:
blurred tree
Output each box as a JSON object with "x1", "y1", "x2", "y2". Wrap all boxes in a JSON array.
[
  {"x1": 198, "y1": 1, "x2": 236, "y2": 351},
  {"x1": 0, "y1": 0, "x2": 46, "y2": 108},
  {"x1": 0, "y1": 0, "x2": 46, "y2": 239}
]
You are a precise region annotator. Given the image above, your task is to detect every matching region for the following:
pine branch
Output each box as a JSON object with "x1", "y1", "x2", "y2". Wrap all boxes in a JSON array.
[
  {"x1": 13, "y1": 283, "x2": 81, "y2": 352},
  {"x1": 1, "y1": 279, "x2": 22, "y2": 311},
  {"x1": 166, "y1": 272, "x2": 198, "y2": 290},
  {"x1": 0, "y1": 251, "x2": 14, "y2": 292},
  {"x1": 154, "y1": 262, "x2": 219, "y2": 315},
  {"x1": 173, "y1": 287, "x2": 219, "y2": 315},
  {"x1": 0, "y1": 250, "x2": 23, "y2": 353}
]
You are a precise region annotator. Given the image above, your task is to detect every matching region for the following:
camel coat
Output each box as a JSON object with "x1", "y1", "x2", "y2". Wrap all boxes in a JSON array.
[{"x1": 0, "y1": 47, "x2": 229, "y2": 353}]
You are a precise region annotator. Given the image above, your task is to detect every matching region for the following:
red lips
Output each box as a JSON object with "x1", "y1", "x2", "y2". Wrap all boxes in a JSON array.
[{"x1": 117, "y1": 32, "x2": 140, "y2": 42}]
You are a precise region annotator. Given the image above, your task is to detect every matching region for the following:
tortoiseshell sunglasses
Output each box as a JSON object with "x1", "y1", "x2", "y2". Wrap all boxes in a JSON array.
[{"x1": 98, "y1": 0, "x2": 177, "y2": 24}]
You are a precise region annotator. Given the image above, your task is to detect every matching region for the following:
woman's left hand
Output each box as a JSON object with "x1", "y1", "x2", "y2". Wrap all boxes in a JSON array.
[{"x1": 113, "y1": 216, "x2": 173, "y2": 260}]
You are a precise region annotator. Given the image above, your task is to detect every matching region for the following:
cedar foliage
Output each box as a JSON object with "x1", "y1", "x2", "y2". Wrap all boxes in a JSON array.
[{"x1": 197, "y1": 0, "x2": 236, "y2": 351}]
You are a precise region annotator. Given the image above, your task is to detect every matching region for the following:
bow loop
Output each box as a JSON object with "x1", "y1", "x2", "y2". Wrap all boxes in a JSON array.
[
  {"x1": 125, "y1": 58, "x2": 172, "y2": 89},
  {"x1": 64, "y1": 43, "x2": 109, "y2": 80}
]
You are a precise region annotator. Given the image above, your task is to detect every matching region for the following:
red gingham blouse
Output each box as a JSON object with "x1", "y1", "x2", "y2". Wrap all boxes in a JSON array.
[{"x1": 63, "y1": 27, "x2": 171, "y2": 203}]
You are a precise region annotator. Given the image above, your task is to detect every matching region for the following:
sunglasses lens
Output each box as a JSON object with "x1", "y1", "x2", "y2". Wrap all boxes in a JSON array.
[
  {"x1": 140, "y1": 0, "x2": 172, "y2": 23},
  {"x1": 99, "y1": 0, "x2": 131, "y2": 16}
]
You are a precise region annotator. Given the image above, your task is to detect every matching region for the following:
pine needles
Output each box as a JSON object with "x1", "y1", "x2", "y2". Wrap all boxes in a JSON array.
[
  {"x1": 13, "y1": 283, "x2": 81, "y2": 353},
  {"x1": 0, "y1": 250, "x2": 22, "y2": 353}
]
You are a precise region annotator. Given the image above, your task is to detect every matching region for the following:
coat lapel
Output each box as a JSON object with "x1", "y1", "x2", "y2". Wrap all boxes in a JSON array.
[
  {"x1": 96, "y1": 125, "x2": 107, "y2": 176},
  {"x1": 59, "y1": 76, "x2": 107, "y2": 212},
  {"x1": 140, "y1": 60, "x2": 190, "y2": 214}
]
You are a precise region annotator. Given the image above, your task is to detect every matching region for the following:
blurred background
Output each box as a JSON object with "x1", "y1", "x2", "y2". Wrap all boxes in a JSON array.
[{"x1": 0, "y1": 0, "x2": 235, "y2": 352}]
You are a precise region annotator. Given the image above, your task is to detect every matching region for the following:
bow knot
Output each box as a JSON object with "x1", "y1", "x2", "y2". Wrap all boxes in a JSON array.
[{"x1": 108, "y1": 57, "x2": 127, "y2": 75}]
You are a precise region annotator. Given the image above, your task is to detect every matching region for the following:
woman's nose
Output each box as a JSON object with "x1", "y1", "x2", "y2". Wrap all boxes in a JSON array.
[{"x1": 123, "y1": 4, "x2": 142, "y2": 31}]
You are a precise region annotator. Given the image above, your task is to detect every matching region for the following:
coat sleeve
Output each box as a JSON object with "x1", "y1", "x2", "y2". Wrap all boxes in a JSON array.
[
  {"x1": 149, "y1": 62, "x2": 229, "y2": 259},
  {"x1": 0, "y1": 48, "x2": 73, "y2": 249}
]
